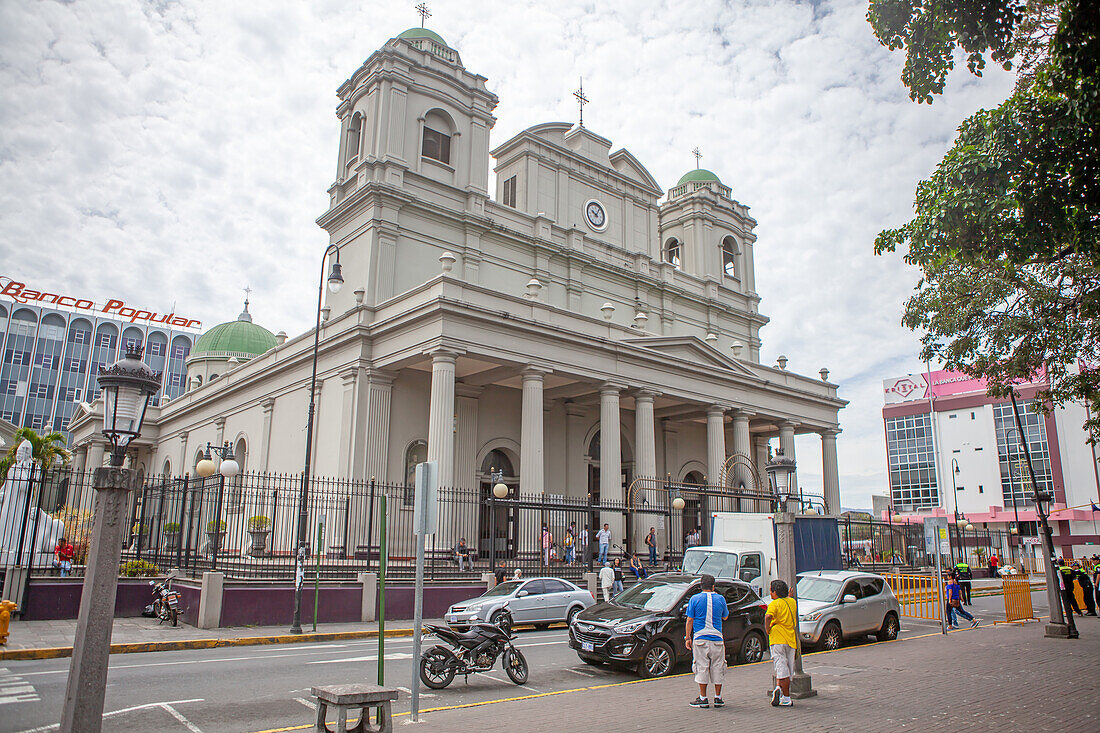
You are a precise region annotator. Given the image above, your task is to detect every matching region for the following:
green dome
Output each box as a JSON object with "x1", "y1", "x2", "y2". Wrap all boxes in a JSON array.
[
  {"x1": 192, "y1": 316, "x2": 276, "y2": 358},
  {"x1": 397, "y1": 27, "x2": 448, "y2": 46},
  {"x1": 677, "y1": 168, "x2": 722, "y2": 186}
]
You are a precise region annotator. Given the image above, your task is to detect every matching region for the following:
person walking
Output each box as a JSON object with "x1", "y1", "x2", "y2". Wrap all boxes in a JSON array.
[
  {"x1": 945, "y1": 571, "x2": 979, "y2": 629},
  {"x1": 1073, "y1": 562, "x2": 1097, "y2": 616},
  {"x1": 765, "y1": 579, "x2": 797, "y2": 708},
  {"x1": 599, "y1": 561, "x2": 615, "y2": 603},
  {"x1": 685, "y1": 573, "x2": 728, "y2": 709},
  {"x1": 493, "y1": 560, "x2": 507, "y2": 586},
  {"x1": 954, "y1": 561, "x2": 973, "y2": 605},
  {"x1": 612, "y1": 557, "x2": 625, "y2": 595},
  {"x1": 646, "y1": 527, "x2": 658, "y2": 566},
  {"x1": 596, "y1": 523, "x2": 612, "y2": 565},
  {"x1": 564, "y1": 522, "x2": 576, "y2": 565},
  {"x1": 541, "y1": 524, "x2": 553, "y2": 566},
  {"x1": 989, "y1": 553, "x2": 999, "y2": 577}
]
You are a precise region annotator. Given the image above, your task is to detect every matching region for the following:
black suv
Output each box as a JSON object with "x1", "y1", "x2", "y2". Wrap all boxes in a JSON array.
[{"x1": 568, "y1": 573, "x2": 767, "y2": 678}]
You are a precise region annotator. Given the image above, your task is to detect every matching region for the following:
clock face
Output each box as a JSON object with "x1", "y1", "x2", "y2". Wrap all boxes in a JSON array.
[{"x1": 584, "y1": 199, "x2": 607, "y2": 231}]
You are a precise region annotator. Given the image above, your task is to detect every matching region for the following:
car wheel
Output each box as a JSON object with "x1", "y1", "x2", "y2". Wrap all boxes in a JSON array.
[
  {"x1": 739, "y1": 630, "x2": 765, "y2": 664},
  {"x1": 638, "y1": 640, "x2": 675, "y2": 678},
  {"x1": 566, "y1": 606, "x2": 581, "y2": 626},
  {"x1": 876, "y1": 613, "x2": 900, "y2": 642},
  {"x1": 491, "y1": 609, "x2": 513, "y2": 636},
  {"x1": 821, "y1": 621, "x2": 843, "y2": 651},
  {"x1": 534, "y1": 623, "x2": 550, "y2": 630}
]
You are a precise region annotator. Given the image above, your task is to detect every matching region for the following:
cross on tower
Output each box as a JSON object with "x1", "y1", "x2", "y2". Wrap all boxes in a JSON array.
[
  {"x1": 415, "y1": 3, "x2": 431, "y2": 27},
  {"x1": 243, "y1": 285, "x2": 252, "y2": 310},
  {"x1": 692, "y1": 147, "x2": 702, "y2": 169},
  {"x1": 573, "y1": 78, "x2": 589, "y2": 127}
]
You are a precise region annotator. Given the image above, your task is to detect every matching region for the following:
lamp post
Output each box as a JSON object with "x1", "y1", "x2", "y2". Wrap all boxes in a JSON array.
[
  {"x1": 292, "y1": 244, "x2": 344, "y2": 635},
  {"x1": 488, "y1": 468, "x2": 507, "y2": 572},
  {"x1": 195, "y1": 442, "x2": 241, "y2": 569},
  {"x1": 764, "y1": 450, "x2": 814, "y2": 699},
  {"x1": 61, "y1": 346, "x2": 161, "y2": 733}
]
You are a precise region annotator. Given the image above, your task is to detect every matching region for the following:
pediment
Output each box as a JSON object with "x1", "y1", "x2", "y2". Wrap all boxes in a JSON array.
[
  {"x1": 624, "y1": 336, "x2": 756, "y2": 376},
  {"x1": 609, "y1": 149, "x2": 662, "y2": 194}
]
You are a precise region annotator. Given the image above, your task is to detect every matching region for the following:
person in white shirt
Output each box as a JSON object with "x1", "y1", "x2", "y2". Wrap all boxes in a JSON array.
[
  {"x1": 596, "y1": 523, "x2": 612, "y2": 564},
  {"x1": 598, "y1": 562, "x2": 615, "y2": 603}
]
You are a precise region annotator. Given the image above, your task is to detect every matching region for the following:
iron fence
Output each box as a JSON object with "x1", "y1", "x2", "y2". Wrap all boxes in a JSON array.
[{"x1": 840, "y1": 515, "x2": 1016, "y2": 575}]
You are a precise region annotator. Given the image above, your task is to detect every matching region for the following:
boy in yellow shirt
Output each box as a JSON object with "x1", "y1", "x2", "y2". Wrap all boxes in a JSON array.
[{"x1": 764, "y1": 579, "x2": 797, "y2": 707}]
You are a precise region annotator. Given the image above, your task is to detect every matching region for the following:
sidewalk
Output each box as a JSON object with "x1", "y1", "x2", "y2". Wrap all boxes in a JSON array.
[
  {"x1": 399, "y1": 618, "x2": 1098, "y2": 733},
  {"x1": 0, "y1": 617, "x2": 426, "y2": 660}
]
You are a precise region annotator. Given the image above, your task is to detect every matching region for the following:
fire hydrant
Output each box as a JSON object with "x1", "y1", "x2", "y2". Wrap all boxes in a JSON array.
[{"x1": 0, "y1": 600, "x2": 16, "y2": 646}]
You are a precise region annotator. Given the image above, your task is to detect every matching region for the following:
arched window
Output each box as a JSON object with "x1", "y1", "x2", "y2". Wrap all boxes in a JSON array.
[
  {"x1": 404, "y1": 440, "x2": 428, "y2": 506},
  {"x1": 721, "y1": 236, "x2": 738, "y2": 278},
  {"x1": 227, "y1": 437, "x2": 248, "y2": 511},
  {"x1": 162, "y1": 459, "x2": 171, "y2": 477},
  {"x1": 346, "y1": 112, "x2": 362, "y2": 165},
  {"x1": 422, "y1": 110, "x2": 454, "y2": 165},
  {"x1": 664, "y1": 238, "x2": 682, "y2": 270},
  {"x1": 480, "y1": 449, "x2": 515, "y2": 478}
]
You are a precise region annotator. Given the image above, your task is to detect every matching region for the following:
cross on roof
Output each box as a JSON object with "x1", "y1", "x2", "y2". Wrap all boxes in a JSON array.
[
  {"x1": 573, "y1": 78, "x2": 589, "y2": 127},
  {"x1": 692, "y1": 147, "x2": 702, "y2": 168},
  {"x1": 415, "y1": 3, "x2": 431, "y2": 26},
  {"x1": 243, "y1": 285, "x2": 252, "y2": 310}
]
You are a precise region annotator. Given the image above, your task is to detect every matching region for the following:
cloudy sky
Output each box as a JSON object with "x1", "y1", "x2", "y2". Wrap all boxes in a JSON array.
[{"x1": 0, "y1": 0, "x2": 1015, "y2": 509}]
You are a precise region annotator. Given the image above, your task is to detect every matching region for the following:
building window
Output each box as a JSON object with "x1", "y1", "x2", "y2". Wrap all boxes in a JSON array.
[
  {"x1": 148, "y1": 341, "x2": 163, "y2": 356},
  {"x1": 994, "y1": 400, "x2": 1053, "y2": 509},
  {"x1": 173, "y1": 344, "x2": 189, "y2": 359},
  {"x1": 32, "y1": 383, "x2": 49, "y2": 399},
  {"x1": 664, "y1": 238, "x2": 682, "y2": 269},
  {"x1": 10, "y1": 352, "x2": 24, "y2": 366},
  {"x1": 721, "y1": 237, "x2": 737, "y2": 278},
  {"x1": 422, "y1": 127, "x2": 451, "y2": 164},
  {"x1": 72, "y1": 329, "x2": 88, "y2": 344},
  {"x1": 979, "y1": 485, "x2": 984, "y2": 493},
  {"x1": 346, "y1": 113, "x2": 363, "y2": 164},
  {"x1": 503, "y1": 175, "x2": 517, "y2": 207},
  {"x1": 39, "y1": 354, "x2": 53, "y2": 368},
  {"x1": 885, "y1": 412, "x2": 940, "y2": 510},
  {"x1": 99, "y1": 334, "x2": 112, "y2": 348},
  {"x1": 70, "y1": 358, "x2": 81, "y2": 370},
  {"x1": 3, "y1": 381, "x2": 15, "y2": 395},
  {"x1": 403, "y1": 440, "x2": 428, "y2": 507}
]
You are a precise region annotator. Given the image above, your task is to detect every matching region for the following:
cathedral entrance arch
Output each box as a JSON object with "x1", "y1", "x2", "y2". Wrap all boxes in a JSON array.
[{"x1": 477, "y1": 445, "x2": 518, "y2": 560}]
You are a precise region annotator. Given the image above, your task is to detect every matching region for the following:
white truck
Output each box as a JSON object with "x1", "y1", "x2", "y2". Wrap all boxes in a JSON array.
[{"x1": 681, "y1": 512, "x2": 842, "y2": 598}]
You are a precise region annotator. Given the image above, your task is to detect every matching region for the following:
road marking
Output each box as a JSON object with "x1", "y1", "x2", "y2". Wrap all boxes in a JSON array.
[
  {"x1": 565, "y1": 668, "x2": 598, "y2": 677},
  {"x1": 18, "y1": 699, "x2": 204, "y2": 733},
  {"x1": 396, "y1": 686, "x2": 437, "y2": 698},
  {"x1": 294, "y1": 697, "x2": 317, "y2": 710},
  {"x1": 162, "y1": 703, "x2": 204, "y2": 733},
  {"x1": 308, "y1": 652, "x2": 413, "y2": 665},
  {"x1": 0, "y1": 668, "x2": 39, "y2": 706}
]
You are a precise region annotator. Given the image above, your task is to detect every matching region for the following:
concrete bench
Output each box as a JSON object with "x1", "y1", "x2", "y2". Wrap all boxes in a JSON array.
[{"x1": 311, "y1": 684, "x2": 399, "y2": 733}]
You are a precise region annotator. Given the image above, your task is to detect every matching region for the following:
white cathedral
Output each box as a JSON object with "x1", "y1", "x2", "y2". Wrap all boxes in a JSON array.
[{"x1": 69, "y1": 25, "x2": 846, "y2": 553}]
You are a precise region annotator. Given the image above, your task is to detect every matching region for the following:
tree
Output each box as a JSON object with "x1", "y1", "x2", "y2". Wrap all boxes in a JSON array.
[
  {"x1": 0, "y1": 426, "x2": 73, "y2": 483},
  {"x1": 870, "y1": 0, "x2": 1100, "y2": 436}
]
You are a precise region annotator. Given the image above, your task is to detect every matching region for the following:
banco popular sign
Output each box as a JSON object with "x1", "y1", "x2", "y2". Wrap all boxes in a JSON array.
[{"x1": 1, "y1": 276, "x2": 201, "y2": 329}]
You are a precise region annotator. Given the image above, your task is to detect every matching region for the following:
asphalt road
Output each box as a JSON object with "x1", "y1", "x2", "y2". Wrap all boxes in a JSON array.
[{"x1": 0, "y1": 590, "x2": 1051, "y2": 733}]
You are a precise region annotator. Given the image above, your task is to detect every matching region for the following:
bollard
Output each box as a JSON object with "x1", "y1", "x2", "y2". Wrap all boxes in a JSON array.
[{"x1": 0, "y1": 600, "x2": 16, "y2": 645}]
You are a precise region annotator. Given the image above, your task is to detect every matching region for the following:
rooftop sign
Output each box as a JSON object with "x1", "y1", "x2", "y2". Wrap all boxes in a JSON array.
[
  {"x1": 1, "y1": 275, "x2": 201, "y2": 329},
  {"x1": 883, "y1": 368, "x2": 1046, "y2": 405}
]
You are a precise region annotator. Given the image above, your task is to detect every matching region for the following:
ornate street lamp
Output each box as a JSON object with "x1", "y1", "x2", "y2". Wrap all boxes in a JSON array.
[
  {"x1": 765, "y1": 450, "x2": 797, "y2": 511},
  {"x1": 97, "y1": 345, "x2": 162, "y2": 466},
  {"x1": 195, "y1": 441, "x2": 240, "y2": 478}
]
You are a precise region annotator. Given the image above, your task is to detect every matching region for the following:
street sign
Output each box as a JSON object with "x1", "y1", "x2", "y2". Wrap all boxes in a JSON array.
[
  {"x1": 923, "y1": 517, "x2": 949, "y2": 554},
  {"x1": 413, "y1": 461, "x2": 439, "y2": 535}
]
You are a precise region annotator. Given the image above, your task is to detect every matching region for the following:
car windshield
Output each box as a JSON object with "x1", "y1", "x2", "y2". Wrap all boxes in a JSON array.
[
  {"x1": 796, "y1": 576, "x2": 842, "y2": 603},
  {"x1": 612, "y1": 581, "x2": 691, "y2": 612},
  {"x1": 682, "y1": 549, "x2": 738, "y2": 578},
  {"x1": 481, "y1": 581, "x2": 521, "y2": 598}
]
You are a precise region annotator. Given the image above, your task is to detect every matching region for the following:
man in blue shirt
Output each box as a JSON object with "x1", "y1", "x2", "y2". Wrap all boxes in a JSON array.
[{"x1": 684, "y1": 574, "x2": 729, "y2": 708}]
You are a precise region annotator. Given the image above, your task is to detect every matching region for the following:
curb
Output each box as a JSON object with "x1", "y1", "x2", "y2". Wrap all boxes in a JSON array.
[{"x1": 0, "y1": 627, "x2": 416, "y2": 661}]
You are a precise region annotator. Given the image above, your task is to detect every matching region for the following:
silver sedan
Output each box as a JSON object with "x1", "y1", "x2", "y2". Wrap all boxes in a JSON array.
[{"x1": 445, "y1": 577, "x2": 595, "y2": 630}]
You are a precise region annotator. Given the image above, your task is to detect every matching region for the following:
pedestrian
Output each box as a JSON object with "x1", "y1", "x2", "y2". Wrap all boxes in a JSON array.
[
  {"x1": 629, "y1": 553, "x2": 648, "y2": 580},
  {"x1": 596, "y1": 523, "x2": 612, "y2": 565},
  {"x1": 612, "y1": 557, "x2": 625, "y2": 595},
  {"x1": 599, "y1": 561, "x2": 615, "y2": 603},
  {"x1": 494, "y1": 560, "x2": 507, "y2": 586},
  {"x1": 564, "y1": 522, "x2": 576, "y2": 565},
  {"x1": 945, "y1": 571, "x2": 979, "y2": 629},
  {"x1": 1073, "y1": 562, "x2": 1097, "y2": 616},
  {"x1": 513, "y1": 568, "x2": 523, "y2": 581},
  {"x1": 685, "y1": 573, "x2": 728, "y2": 709},
  {"x1": 53, "y1": 537, "x2": 74, "y2": 577},
  {"x1": 685, "y1": 528, "x2": 695, "y2": 548},
  {"x1": 646, "y1": 527, "x2": 658, "y2": 566},
  {"x1": 580, "y1": 525, "x2": 590, "y2": 564},
  {"x1": 1056, "y1": 558, "x2": 1083, "y2": 616},
  {"x1": 453, "y1": 537, "x2": 471, "y2": 572},
  {"x1": 765, "y1": 578, "x2": 797, "y2": 708},
  {"x1": 541, "y1": 524, "x2": 553, "y2": 565},
  {"x1": 989, "y1": 553, "x2": 999, "y2": 577},
  {"x1": 954, "y1": 561, "x2": 973, "y2": 605}
]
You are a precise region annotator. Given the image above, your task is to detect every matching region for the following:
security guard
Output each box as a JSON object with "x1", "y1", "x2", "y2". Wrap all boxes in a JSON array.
[
  {"x1": 1072, "y1": 562, "x2": 1097, "y2": 616},
  {"x1": 954, "y1": 561, "x2": 973, "y2": 605},
  {"x1": 1056, "y1": 559, "x2": 1083, "y2": 616}
]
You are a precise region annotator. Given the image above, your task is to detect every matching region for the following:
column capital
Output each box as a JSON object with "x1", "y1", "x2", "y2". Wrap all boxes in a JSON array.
[
  {"x1": 707, "y1": 404, "x2": 730, "y2": 418},
  {"x1": 427, "y1": 349, "x2": 459, "y2": 365},
  {"x1": 366, "y1": 368, "x2": 397, "y2": 386},
  {"x1": 213, "y1": 416, "x2": 226, "y2": 429},
  {"x1": 779, "y1": 419, "x2": 799, "y2": 430},
  {"x1": 340, "y1": 368, "x2": 358, "y2": 387},
  {"x1": 600, "y1": 382, "x2": 625, "y2": 396},
  {"x1": 731, "y1": 407, "x2": 756, "y2": 421},
  {"x1": 819, "y1": 427, "x2": 842, "y2": 438},
  {"x1": 177, "y1": 431, "x2": 189, "y2": 443},
  {"x1": 633, "y1": 388, "x2": 661, "y2": 402},
  {"x1": 455, "y1": 382, "x2": 484, "y2": 399},
  {"x1": 261, "y1": 397, "x2": 275, "y2": 413},
  {"x1": 521, "y1": 365, "x2": 552, "y2": 381}
]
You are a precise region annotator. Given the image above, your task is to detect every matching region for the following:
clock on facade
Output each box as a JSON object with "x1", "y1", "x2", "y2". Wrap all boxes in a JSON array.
[{"x1": 584, "y1": 199, "x2": 607, "y2": 231}]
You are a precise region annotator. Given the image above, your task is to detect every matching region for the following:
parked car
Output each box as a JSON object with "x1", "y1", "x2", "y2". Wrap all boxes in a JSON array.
[
  {"x1": 445, "y1": 577, "x2": 594, "y2": 631},
  {"x1": 796, "y1": 570, "x2": 902, "y2": 650},
  {"x1": 568, "y1": 573, "x2": 767, "y2": 678}
]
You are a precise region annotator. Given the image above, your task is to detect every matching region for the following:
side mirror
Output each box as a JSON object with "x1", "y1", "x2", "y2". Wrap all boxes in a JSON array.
[
  {"x1": 842, "y1": 594, "x2": 857, "y2": 604},
  {"x1": 517, "y1": 590, "x2": 528, "y2": 598}
]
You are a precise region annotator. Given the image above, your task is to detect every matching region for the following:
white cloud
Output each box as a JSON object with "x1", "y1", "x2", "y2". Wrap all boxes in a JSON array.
[{"x1": 0, "y1": 0, "x2": 1015, "y2": 509}]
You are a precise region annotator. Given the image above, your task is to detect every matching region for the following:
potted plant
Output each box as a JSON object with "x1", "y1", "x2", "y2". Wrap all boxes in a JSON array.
[
  {"x1": 131, "y1": 521, "x2": 150, "y2": 549},
  {"x1": 162, "y1": 522, "x2": 181, "y2": 550},
  {"x1": 206, "y1": 519, "x2": 226, "y2": 555},
  {"x1": 246, "y1": 515, "x2": 271, "y2": 557}
]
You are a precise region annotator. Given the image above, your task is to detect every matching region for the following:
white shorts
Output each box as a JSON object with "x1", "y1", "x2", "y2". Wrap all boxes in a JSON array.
[
  {"x1": 771, "y1": 643, "x2": 795, "y2": 679},
  {"x1": 692, "y1": 639, "x2": 726, "y2": 685}
]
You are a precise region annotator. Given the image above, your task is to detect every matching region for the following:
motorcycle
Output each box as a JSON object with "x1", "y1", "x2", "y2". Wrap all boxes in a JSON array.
[
  {"x1": 419, "y1": 603, "x2": 528, "y2": 689},
  {"x1": 145, "y1": 573, "x2": 181, "y2": 627}
]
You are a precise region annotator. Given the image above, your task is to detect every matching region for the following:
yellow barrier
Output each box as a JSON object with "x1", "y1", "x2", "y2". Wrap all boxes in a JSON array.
[
  {"x1": 886, "y1": 573, "x2": 941, "y2": 620},
  {"x1": 1073, "y1": 583, "x2": 1088, "y2": 612},
  {"x1": 1003, "y1": 579, "x2": 1038, "y2": 623}
]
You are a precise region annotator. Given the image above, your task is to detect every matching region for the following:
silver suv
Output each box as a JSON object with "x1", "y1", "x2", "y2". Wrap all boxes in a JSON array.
[{"x1": 796, "y1": 570, "x2": 901, "y2": 650}]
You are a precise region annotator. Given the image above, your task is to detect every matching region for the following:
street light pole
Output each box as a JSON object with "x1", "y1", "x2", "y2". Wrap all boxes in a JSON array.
[
  {"x1": 949, "y1": 458, "x2": 962, "y2": 566},
  {"x1": 292, "y1": 244, "x2": 344, "y2": 635}
]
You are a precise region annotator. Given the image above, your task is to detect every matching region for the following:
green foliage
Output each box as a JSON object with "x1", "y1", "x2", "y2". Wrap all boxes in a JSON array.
[
  {"x1": 132, "y1": 522, "x2": 149, "y2": 534},
  {"x1": 120, "y1": 559, "x2": 160, "y2": 577},
  {"x1": 206, "y1": 520, "x2": 226, "y2": 533},
  {"x1": 163, "y1": 523, "x2": 181, "y2": 534},
  {"x1": 873, "y1": 0, "x2": 1100, "y2": 438},
  {"x1": 0, "y1": 427, "x2": 72, "y2": 483},
  {"x1": 247, "y1": 515, "x2": 270, "y2": 531}
]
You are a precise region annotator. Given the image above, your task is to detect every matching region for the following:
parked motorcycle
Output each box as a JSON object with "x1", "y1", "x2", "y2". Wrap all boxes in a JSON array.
[
  {"x1": 146, "y1": 573, "x2": 181, "y2": 627},
  {"x1": 419, "y1": 603, "x2": 528, "y2": 689}
]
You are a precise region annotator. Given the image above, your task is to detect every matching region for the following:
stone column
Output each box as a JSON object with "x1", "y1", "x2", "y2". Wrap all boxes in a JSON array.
[
  {"x1": 427, "y1": 351, "x2": 457, "y2": 487},
  {"x1": 565, "y1": 401, "x2": 588, "y2": 501},
  {"x1": 454, "y1": 386, "x2": 482, "y2": 491},
  {"x1": 599, "y1": 385, "x2": 623, "y2": 545},
  {"x1": 731, "y1": 409, "x2": 753, "y2": 489},
  {"x1": 634, "y1": 390, "x2": 658, "y2": 481},
  {"x1": 363, "y1": 370, "x2": 394, "y2": 482},
  {"x1": 86, "y1": 442, "x2": 105, "y2": 472},
  {"x1": 520, "y1": 368, "x2": 548, "y2": 495},
  {"x1": 821, "y1": 429, "x2": 841, "y2": 515},
  {"x1": 258, "y1": 400, "x2": 274, "y2": 472},
  {"x1": 779, "y1": 421, "x2": 798, "y2": 490},
  {"x1": 706, "y1": 406, "x2": 727, "y2": 488},
  {"x1": 338, "y1": 369, "x2": 358, "y2": 478},
  {"x1": 60, "y1": 467, "x2": 143, "y2": 733},
  {"x1": 753, "y1": 435, "x2": 771, "y2": 511}
]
